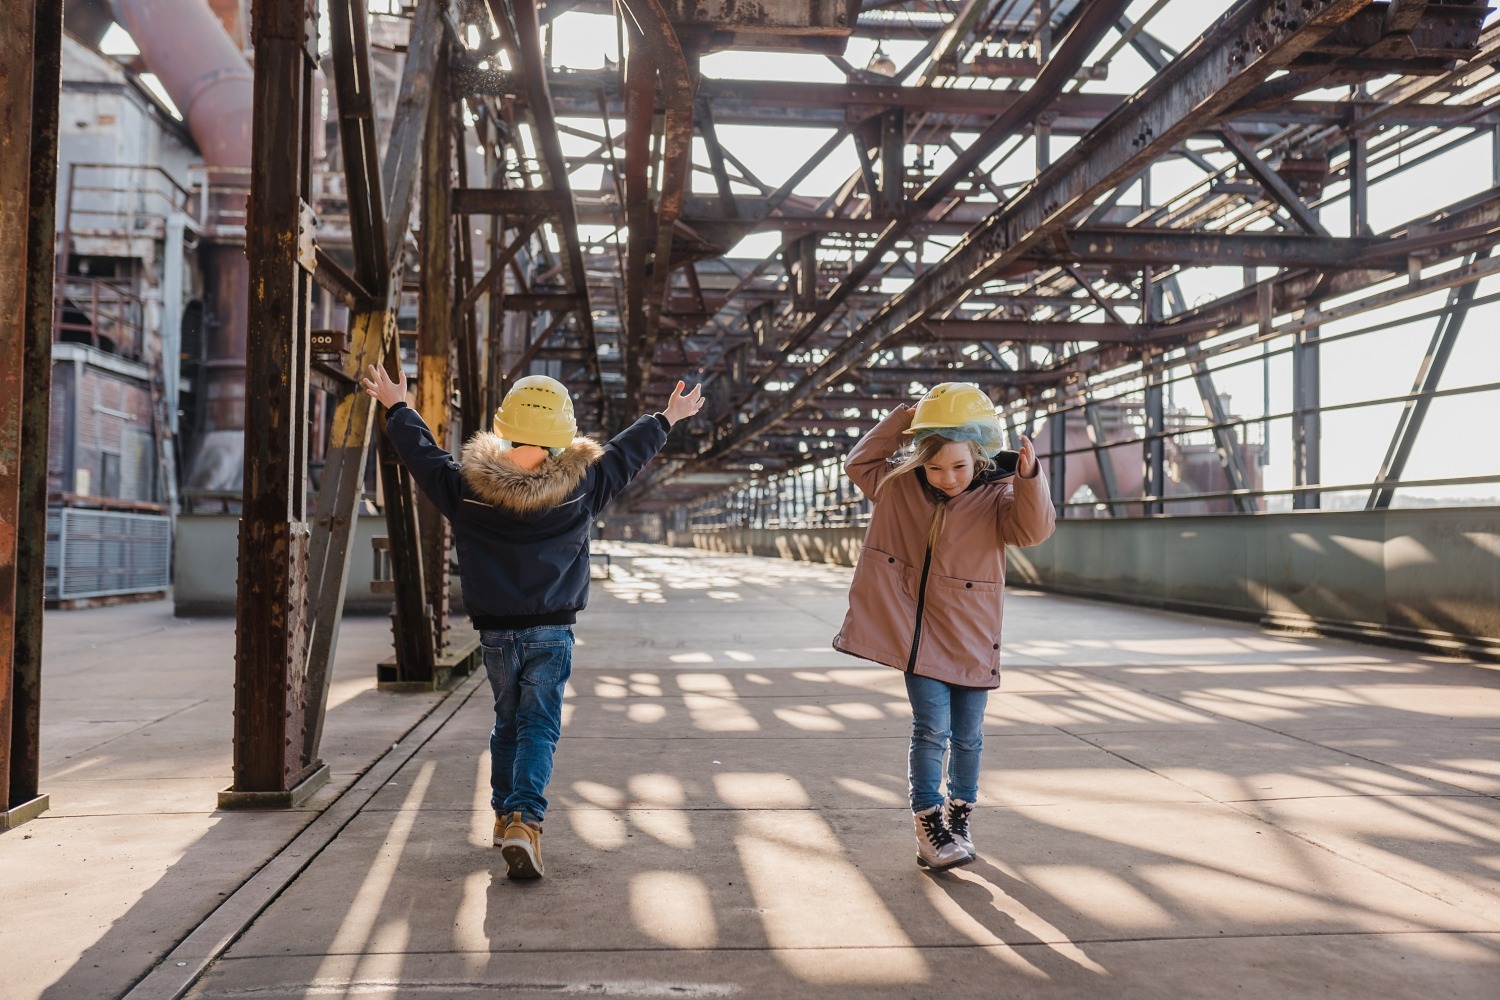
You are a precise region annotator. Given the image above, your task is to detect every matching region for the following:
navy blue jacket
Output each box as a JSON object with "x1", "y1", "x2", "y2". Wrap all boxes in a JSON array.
[{"x1": 384, "y1": 402, "x2": 669, "y2": 629}]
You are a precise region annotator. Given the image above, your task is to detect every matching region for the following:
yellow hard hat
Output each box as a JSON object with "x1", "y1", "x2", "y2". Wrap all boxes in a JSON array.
[
  {"x1": 493, "y1": 375, "x2": 576, "y2": 449},
  {"x1": 905, "y1": 382, "x2": 998, "y2": 433}
]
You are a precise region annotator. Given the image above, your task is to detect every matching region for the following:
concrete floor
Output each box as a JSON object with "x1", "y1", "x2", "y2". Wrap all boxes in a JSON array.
[{"x1": 4, "y1": 543, "x2": 1499, "y2": 999}]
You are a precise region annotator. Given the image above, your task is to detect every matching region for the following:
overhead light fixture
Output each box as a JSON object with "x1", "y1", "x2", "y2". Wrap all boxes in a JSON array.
[{"x1": 867, "y1": 45, "x2": 897, "y2": 77}]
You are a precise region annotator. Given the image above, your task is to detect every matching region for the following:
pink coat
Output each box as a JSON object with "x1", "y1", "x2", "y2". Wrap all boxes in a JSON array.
[{"x1": 833, "y1": 405, "x2": 1056, "y2": 688}]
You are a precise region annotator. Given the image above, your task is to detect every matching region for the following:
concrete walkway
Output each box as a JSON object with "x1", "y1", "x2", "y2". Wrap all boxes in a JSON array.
[{"x1": 4, "y1": 543, "x2": 1499, "y2": 998}]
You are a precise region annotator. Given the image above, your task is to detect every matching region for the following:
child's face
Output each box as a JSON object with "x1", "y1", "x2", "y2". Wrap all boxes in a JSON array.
[{"x1": 924, "y1": 441, "x2": 975, "y2": 497}]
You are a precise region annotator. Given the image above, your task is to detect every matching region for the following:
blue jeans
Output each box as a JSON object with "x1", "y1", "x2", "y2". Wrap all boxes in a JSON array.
[
  {"x1": 905, "y1": 672, "x2": 989, "y2": 813},
  {"x1": 481, "y1": 626, "x2": 574, "y2": 825}
]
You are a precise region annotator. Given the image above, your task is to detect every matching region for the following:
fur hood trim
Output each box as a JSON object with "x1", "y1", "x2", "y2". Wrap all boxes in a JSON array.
[{"x1": 460, "y1": 432, "x2": 604, "y2": 514}]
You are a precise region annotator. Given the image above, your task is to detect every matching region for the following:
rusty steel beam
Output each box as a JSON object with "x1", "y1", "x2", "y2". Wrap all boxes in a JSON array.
[
  {"x1": 1048, "y1": 188, "x2": 1500, "y2": 392},
  {"x1": 617, "y1": 0, "x2": 695, "y2": 417},
  {"x1": 0, "y1": 0, "x2": 45, "y2": 828},
  {"x1": 327, "y1": 0, "x2": 390, "y2": 295},
  {"x1": 1037, "y1": 228, "x2": 1380, "y2": 268},
  {"x1": 229, "y1": 0, "x2": 321, "y2": 803},
  {"x1": 299, "y1": 0, "x2": 448, "y2": 774},
  {"x1": 410, "y1": 41, "x2": 455, "y2": 676},
  {"x1": 918, "y1": 319, "x2": 1146, "y2": 344},
  {"x1": 496, "y1": 0, "x2": 603, "y2": 412},
  {"x1": 701, "y1": 0, "x2": 1376, "y2": 460},
  {"x1": 502, "y1": 292, "x2": 585, "y2": 311},
  {"x1": 740, "y1": 0, "x2": 1133, "y2": 412},
  {"x1": 452, "y1": 187, "x2": 567, "y2": 216},
  {"x1": 1217, "y1": 127, "x2": 1330, "y2": 236},
  {"x1": 9, "y1": 0, "x2": 61, "y2": 826},
  {"x1": 550, "y1": 74, "x2": 1500, "y2": 131}
]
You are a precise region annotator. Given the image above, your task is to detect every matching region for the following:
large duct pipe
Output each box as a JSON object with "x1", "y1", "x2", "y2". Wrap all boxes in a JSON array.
[{"x1": 110, "y1": 0, "x2": 253, "y2": 496}]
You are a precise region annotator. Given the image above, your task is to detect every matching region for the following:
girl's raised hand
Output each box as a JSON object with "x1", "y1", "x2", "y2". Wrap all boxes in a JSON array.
[
  {"x1": 662, "y1": 380, "x2": 705, "y2": 426},
  {"x1": 1017, "y1": 434, "x2": 1037, "y2": 478}
]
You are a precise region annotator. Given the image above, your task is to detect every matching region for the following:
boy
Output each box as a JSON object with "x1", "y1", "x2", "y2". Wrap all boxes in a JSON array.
[{"x1": 361, "y1": 366, "x2": 704, "y2": 878}]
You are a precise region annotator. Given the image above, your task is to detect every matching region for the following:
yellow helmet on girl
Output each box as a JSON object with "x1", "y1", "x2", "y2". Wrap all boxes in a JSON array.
[
  {"x1": 493, "y1": 375, "x2": 576, "y2": 449},
  {"x1": 905, "y1": 382, "x2": 997, "y2": 433}
]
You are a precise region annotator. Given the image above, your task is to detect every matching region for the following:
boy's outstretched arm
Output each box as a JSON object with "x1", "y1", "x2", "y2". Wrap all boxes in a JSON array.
[
  {"x1": 590, "y1": 380, "x2": 704, "y2": 512},
  {"x1": 360, "y1": 363, "x2": 463, "y2": 519}
]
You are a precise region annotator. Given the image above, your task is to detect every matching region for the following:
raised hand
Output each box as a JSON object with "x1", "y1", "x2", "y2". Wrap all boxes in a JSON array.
[
  {"x1": 1017, "y1": 434, "x2": 1037, "y2": 478},
  {"x1": 360, "y1": 363, "x2": 407, "y2": 409},
  {"x1": 662, "y1": 380, "x2": 705, "y2": 426}
]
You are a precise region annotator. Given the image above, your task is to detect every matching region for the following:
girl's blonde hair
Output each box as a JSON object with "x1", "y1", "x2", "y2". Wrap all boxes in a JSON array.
[{"x1": 874, "y1": 435, "x2": 996, "y2": 499}]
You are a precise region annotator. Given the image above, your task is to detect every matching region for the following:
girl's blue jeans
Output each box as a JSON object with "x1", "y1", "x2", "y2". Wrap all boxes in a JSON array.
[
  {"x1": 905, "y1": 671, "x2": 989, "y2": 813},
  {"x1": 480, "y1": 626, "x2": 574, "y2": 825}
]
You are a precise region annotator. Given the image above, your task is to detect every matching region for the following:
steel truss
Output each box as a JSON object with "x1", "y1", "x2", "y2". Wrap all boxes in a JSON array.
[{"x1": 12, "y1": 1, "x2": 1499, "y2": 802}]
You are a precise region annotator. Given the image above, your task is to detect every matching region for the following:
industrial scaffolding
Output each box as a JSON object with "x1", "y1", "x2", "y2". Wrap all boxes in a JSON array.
[{"x1": 4, "y1": 0, "x2": 1499, "y2": 812}]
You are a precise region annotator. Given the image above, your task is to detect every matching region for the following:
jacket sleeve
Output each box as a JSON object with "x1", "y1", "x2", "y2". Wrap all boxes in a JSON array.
[
  {"x1": 844, "y1": 404, "x2": 913, "y2": 500},
  {"x1": 588, "y1": 413, "x2": 670, "y2": 514},
  {"x1": 999, "y1": 467, "x2": 1057, "y2": 547},
  {"x1": 383, "y1": 402, "x2": 463, "y2": 521}
]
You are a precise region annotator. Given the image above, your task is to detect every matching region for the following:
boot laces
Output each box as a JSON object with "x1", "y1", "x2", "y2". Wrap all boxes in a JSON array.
[
  {"x1": 919, "y1": 808, "x2": 956, "y2": 848},
  {"x1": 946, "y1": 801, "x2": 972, "y2": 839}
]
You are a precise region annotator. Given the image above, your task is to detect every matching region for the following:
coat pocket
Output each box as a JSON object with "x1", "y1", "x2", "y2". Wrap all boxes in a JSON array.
[
  {"x1": 836, "y1": 545, "x2": 918, "y2": 665},
  {"x1": 919, "y1": 574, "x2": 1003, "y2": 681}
]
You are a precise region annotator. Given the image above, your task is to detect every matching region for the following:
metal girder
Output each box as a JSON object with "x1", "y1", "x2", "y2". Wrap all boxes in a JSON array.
[
  {"x1": 917, "y1": 319, "x2": 1145, "y2": 343},
  {"x1": 1039, "y1": 228, "x2": 1379, "y2": 267},
  {"x1": 1292, "y1": 325, "x2": 1321, "y2": 510},
  {"x1": 2, "y1": 0, "x2": 59, "y2": 829},
  {"x1": 616, "y1": 0, "x2": 695, "y2": 416},
  {"x1": 546, "y1": 74, "x2": 1500, "y2": 131},
  {"x1": 412, "y1": 44, "x2": 455, "y2": 672},
  {"x1": 700, "y1": 0, "x2": 1375, "y2": 460},
  {"x1": 297, "y1": 0, "x2": 448, "y2": 783},
  {"x1": 326, "y1": 0, "x2": 389, "y2": 294},
  {"x1": 1368, "y1": 250, "x2": 1487, "y2": 509},
  {"x1": 1217, "y1": 127, "x2": 1330, "y2": 236},
  {"x1": 231, "y1": 0, "x2": 322, "y2": 801},
  {"x1": 487, "y1": 0, "x2": 603, "y2": 411},
  {"x1": 722, "y1": 0, "x2": 1133, "y2": 430},
  {"x1": 452, "y1": 187, "x2": 567, "y2": 215},
  {"x1": 1052, "y1": 188, "x2": 1500, "y2": 388}
]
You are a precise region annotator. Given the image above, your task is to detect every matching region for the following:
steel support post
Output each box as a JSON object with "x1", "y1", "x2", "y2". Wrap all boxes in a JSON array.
[
  {"x1": 302, "y1": 0, "x2": 444, "y2": 750},
  {"x1": 1143, "y1": 366, "x2": 1166, "y2": 516},
  {"x1": 412, "y1": 43, "x2": 454, "y2": 668},
  {"x1": 1047, "y1": 409, "x2": 1068, "y2": 517},
  {"x1": 227, "y1": 0, "x2": 323, "y2": 805},
  {"x1": 1292, "y1": 325, "x2": 1321, "y2": 509},
  {"x1": 377, "y1": 429, "x2": 433, "y2": 677},
  {"x1": 2, "y1": 0, "x2": 58, "y2": 831},
  {"x1": 10, "y1": 0, "x2": 61, "y2": 828},
  {"x1": 0, "y1": 0, "x2": 33, "y2": 821},
  {"x1": 1190, "y1": 360, "x2": 1257, "y2": 514},
  {"x1": 1368, "y1": 257, "x2": 1484, "y2": 509},
  {"x1": 1349, "y1": 132, "x2": 1369, "y2": 237}
]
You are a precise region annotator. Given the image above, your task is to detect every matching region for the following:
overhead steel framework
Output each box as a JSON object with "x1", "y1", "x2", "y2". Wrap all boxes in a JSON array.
[{"x1": 6, "y1": 0, "x2": 1500, "y2": 804}]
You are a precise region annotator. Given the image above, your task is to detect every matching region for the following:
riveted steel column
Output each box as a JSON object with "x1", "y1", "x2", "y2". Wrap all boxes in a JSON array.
[
  {"x1": 407, "y1": 39, "x2": 455, "y2": 673},
  {"x1": 8, "y1": 0, "x2": 62, "y2": 828},
  {"x1": 1292, "y1": 325, "x2": 1321, "y2": 510},
  {"x1": 0, "y1": 0, "x2": 47, "y2": 829},
  {"x1": 226, "y1": 0, "x2": 322, "y2": 804}
]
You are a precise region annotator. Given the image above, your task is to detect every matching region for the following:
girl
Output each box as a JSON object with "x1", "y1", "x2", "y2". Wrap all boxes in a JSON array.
[{"x1": 834, "y1": 383, "x2": 1056, "y2": 871}]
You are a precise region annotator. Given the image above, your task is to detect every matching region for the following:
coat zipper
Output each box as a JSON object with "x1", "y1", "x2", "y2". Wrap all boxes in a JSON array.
[{"x1": 905, "y1": 499, "x2": 947, "y2": 672}]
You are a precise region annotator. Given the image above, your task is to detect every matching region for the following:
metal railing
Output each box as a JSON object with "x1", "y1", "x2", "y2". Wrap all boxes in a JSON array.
[{"x1": 45, "y1": 508, "x2": 171, "y2": 601}]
